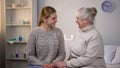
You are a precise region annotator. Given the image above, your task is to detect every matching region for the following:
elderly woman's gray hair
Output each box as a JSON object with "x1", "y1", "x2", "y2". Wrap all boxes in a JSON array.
[{"x1": 76, "y1": 7, "x2": 97, "y2": 24}]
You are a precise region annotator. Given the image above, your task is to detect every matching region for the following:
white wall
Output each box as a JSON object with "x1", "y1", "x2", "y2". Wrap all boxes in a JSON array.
[
  {"x1": 38, "y1": 0, "x2": 120, "y2": 45},
  {"x1": 0, "y1": 0, "x2": 1, "y2": 32}
]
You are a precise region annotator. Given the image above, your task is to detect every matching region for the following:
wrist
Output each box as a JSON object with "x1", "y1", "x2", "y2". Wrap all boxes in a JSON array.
[{"x1": 63, "y1": 61, "x2": 67, "y2": 67}]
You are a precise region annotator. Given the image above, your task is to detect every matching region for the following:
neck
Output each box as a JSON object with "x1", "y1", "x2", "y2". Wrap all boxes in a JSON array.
[
  {"x1": 40, "y1": 23, "x2": 52, "y2": 31},
  {"x1": 81, "y1": 24, "x2": 94, "y2": 32}
]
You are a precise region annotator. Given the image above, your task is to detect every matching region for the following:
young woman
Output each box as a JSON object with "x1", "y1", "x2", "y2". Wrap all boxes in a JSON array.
[{"x1": 27, "y1": 6, "x2": 65, "y2": 68}]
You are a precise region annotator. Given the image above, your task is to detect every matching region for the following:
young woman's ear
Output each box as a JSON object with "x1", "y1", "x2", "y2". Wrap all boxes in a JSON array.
[{"x1": 43, "y1": 18, "x2": 47, "y2": 23}]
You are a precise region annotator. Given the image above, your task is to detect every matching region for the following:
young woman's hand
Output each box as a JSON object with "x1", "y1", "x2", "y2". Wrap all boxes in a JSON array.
[
  {"x1": 42, "y1": 63, "x2": 58, "y2": 68},
  {"x1": 55, "y1": 61, "x2": 66, "y2": 68}
]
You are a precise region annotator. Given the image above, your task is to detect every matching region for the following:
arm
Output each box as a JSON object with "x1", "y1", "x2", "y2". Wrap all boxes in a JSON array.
[
  {"x1": 26, "y1": 31, "x2": 43, "y2": 65},
  {"x1": 66, "y1": 34, "x2": 103, "y2": 67},
  {"x1": 53, "y1": 29, "x2": 66, "y2": 62}
]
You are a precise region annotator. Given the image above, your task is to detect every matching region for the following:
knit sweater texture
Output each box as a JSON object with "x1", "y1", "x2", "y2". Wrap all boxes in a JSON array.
[{"x1": 27, "y1": 27, "x2": 65, "y2": 65}]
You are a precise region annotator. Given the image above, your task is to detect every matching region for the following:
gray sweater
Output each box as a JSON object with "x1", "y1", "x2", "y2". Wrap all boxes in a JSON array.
[{"x1": 26, "y1": 27, "x2": 65, "y2": 65}]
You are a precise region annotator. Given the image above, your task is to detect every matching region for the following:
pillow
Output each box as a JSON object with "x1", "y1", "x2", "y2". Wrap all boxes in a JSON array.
[
  {"x1": 104, "y1": 45, "x2": 118, "y2": 64},
  {"x1": 64, "y1": 40, "x2": 71, "y2": 60},
  {"x1": 111, "y1": 46, "x2": 120, "y2": 64}
]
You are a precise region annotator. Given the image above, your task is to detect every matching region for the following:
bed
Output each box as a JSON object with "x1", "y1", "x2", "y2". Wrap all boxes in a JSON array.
[
  {"x1": 106, "y1": 64, "x2": 120, "y2": 68},
  {"x1": 104, "y1": 45, "x2": 120, "y2": 68}
]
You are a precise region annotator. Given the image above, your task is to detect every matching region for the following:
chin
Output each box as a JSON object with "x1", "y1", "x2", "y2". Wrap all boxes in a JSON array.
[
  {"x1": 78, "y1": 26, "x2": 82, "y2": 29},
  {"x1": 51, "y1": 25, "x2": 55, "y2": 28}
]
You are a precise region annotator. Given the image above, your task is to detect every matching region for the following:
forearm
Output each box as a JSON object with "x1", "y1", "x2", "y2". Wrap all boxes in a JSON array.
[
  {"x1": 53, "y1": 54, "x2": 65, "y2": 62},
  {"x1": 27, "y1": 56, "x2": 43, "y2": 65}
]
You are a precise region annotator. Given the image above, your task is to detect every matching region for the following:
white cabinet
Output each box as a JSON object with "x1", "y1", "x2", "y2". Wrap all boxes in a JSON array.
[{"x1": 5, "y1": 0, "x2": 37, "y2": 68}]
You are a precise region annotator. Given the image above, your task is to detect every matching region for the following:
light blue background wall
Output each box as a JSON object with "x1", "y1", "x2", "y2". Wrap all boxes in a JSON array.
[{"x1": 37, "y1": 0, "x2": 120, "y2": 45}]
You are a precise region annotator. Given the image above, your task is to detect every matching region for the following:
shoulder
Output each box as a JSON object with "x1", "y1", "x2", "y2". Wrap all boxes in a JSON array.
[
  {"x1": 54, "y1": 27, "x2": 63, "y2": 34},
  {"x1": 53, "y1": 27, "x2": 64, "y2": 38},
  {"x1": 89, "y1": 28, "x2": 102, "y2": 40},
  {"x1": 30, "y1": 27, "x2": 41, "y2": 36},
  {"x1": 31, "y1": 27, "x2": 40, "y2": 32}
]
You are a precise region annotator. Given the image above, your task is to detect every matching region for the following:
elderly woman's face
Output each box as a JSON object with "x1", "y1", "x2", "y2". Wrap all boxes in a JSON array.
[{"x1": 76, "y1": 17, "x2": 85, "y2": 28}]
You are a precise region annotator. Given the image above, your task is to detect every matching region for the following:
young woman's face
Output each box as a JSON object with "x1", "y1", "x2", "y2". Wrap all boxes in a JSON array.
[
  {"x1": 46, "y1": 12, "x2": 57, "y2": 28},
  {"x1": 76, "y1": 17, "x2": 88, "y2": 29}
]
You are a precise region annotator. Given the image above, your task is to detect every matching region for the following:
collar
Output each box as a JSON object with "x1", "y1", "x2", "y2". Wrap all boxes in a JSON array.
[{"x1": 81, "y1": 25, "x2": 95, "y2": 32}]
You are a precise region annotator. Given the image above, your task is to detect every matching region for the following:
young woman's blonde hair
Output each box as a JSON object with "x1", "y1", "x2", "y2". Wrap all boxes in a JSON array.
[
  {"x1": 38, "y1": 6, "x2": 56, "y2": 26},
  {"x1": 76, "y1": 7, "x2": 97, "y2": 24}
]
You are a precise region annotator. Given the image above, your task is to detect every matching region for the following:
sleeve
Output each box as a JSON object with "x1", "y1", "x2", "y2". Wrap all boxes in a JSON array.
[
  {"x1": 53, "y1": 29, "x2": 66, "y2": 62},
  {"x1": 26, "y1": 31, "x2": 43, "y2": 65},
  {"x1": 66, "y1": 33, "x2": 102, "y2": 67}
]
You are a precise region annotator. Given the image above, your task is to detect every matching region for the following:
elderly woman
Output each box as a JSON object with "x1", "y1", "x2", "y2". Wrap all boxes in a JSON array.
[{"x1": 55, "y1": 7, "x2": 106, "y2": 68}]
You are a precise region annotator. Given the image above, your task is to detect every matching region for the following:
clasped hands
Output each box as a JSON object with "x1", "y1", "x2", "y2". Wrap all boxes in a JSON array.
[{"x1": 42, "y1": 61, "x2": 66, "y2": 68}]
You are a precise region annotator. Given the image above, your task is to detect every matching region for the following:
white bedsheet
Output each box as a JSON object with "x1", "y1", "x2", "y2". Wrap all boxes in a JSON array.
[{"x1": 107, "y1": 64, "x2": 120, "y2": 68}]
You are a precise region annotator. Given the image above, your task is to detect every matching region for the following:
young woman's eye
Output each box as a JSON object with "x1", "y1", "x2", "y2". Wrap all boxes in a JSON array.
[{"x1": 52, "y1": 17, "x2": 56, "y2": 20}]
